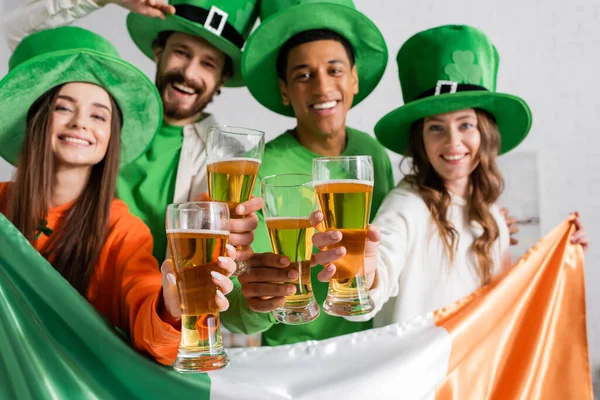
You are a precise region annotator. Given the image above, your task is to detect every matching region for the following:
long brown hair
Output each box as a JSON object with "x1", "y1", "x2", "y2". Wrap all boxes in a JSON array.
[
  {"x1": 405, "y1": 108, "x2": 503, "y2": 285},
  {"x1": 4, "y1": 84, "x2": 122, "y2": 295}
]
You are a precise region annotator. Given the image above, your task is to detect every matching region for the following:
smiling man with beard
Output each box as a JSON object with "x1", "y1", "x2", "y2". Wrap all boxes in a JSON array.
[
  {"x1": 153, "y1": 32, "x2": 227, "y2": 125},
  {"x1": 4, "y1": 0, "x2": 262, "y2": 263},
  {"x1": 119, "y1": 0, "x2": 262, "y2": 263},
  {"x1": 147, "y1": 22, "x2": 241, "y2": 128}
]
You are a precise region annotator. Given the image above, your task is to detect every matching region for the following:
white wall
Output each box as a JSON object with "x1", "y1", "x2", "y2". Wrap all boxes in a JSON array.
[{"x1": 2, "y1": 0, "x2": 599, "y2": 384}]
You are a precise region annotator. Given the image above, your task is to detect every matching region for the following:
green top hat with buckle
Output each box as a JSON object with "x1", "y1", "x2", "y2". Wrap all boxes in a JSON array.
[
  {"x1": 127, "y1": 0, "x2": 260, "y2": 87},
  {"x1": 0, "y1": 26, "x2": 162, "y2": 167},
  {"x1": 242, "y1": 0, "x2": 388, "y2": 117},
  {"x1": 375, "y1": 24, "x2": 532, "y2": 155}
]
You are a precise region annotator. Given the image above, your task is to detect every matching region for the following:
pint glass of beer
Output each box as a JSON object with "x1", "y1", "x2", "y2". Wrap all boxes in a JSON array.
[
  {"x1": 205, "y1": 125, "x2": 265, "y2": 216},
  {"x1": 261, "y1": 174, "x2": 320, "y2": 325},
  {"x1": 312, "y1": 156, "x2": 375, "y2": 317},
  {"x1": 166, "y1": 201, "x2": 230, "y2": 372}
]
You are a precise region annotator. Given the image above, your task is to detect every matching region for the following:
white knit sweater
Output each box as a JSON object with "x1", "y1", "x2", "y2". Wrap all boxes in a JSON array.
[{"x1": 361, "y1": 180, "x2": 511, "y2": 327}]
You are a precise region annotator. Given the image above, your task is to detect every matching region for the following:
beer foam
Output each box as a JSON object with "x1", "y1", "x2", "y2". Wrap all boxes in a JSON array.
[
  {"x1": 264, "y1": 217, "x2": 311, "y2": 221},
  {"x1": 207, "y1": 157, "x2": 262, "y2": 166},
  {"x1": 313, "y1": 179, "x2": 374, "y2": 187},
  {"x1": 166, "y1": 229, "x2": 230, "y2": 235}
]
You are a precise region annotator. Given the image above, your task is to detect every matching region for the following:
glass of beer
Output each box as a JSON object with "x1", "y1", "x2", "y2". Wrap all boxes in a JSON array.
[
  {"x1": 205, "y1": 125, "x2": 264, "y2": 216},
  {"x1": 166, "y1": 201, "x2": 230, "y2": 373},
  {"x1": 312, "y1": 156, "x2": 375, "y2": 317},
  {"x1": 206, "y1": 125, "x2": 264, "y2": 276},
  {"x1": 261, "y1": 173, "x2": 320, "y2": 325}
]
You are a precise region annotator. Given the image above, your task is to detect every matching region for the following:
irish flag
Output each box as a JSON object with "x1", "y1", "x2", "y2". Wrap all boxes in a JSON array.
[{"x1": 0, "y1": 213, "x2": 591, "y2": 399}]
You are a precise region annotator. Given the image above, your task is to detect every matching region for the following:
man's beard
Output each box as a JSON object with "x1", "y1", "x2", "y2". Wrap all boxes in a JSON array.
[{"x1": 155, "y1": 68, "x2": 218, "y2": 122}]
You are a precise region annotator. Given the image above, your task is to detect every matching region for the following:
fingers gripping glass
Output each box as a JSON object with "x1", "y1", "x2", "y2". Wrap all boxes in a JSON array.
[
  {"x1": 166, "y1": 201, "x2": 230, "y2": 372},
  {"x1": 312, "y1": 156, "x2": 375, "y2": 317},
  {"x1": 261, "y1": 173, "x2": 320, "y2": 325}
]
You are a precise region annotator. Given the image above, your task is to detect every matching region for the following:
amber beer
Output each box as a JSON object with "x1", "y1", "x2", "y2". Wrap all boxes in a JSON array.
[
  {"x1": 207, "y1": 158, "x2": 261, "y2": 215},
  {"x1": 166, "y1": 229, "x2": 229, "y2": 368},
  {"x1": 314, "y1": 179, "x2": 374, "y2": 315},
  {"x1": 266, "y1": 217, "x2": 315, "y2": 308}
]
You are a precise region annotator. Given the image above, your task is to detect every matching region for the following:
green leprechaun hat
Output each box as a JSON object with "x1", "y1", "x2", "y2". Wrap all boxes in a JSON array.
[
  {"x1": 375, "y1": 24, "x2": 532, "y2": 155},
  {"x1": 242, "y1": 0, "x2": 388, "y2": 117},
  {"x1": 0, "y1": 26, "x2": 162, "y2": 167},
  {"x1": 127, "y1": 0, "x2": 260, "y2": 87}
]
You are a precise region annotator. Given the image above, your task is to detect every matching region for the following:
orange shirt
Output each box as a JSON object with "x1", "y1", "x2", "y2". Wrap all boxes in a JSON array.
[{"x1": 0, "y1": 182, "x2": 180, "y2": 365}]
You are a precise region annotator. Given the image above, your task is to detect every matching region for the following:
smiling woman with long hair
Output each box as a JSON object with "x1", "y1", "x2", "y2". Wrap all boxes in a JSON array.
[
  {"x1": 311, "y1": 24, "x2": 589, "y2": 327},
  {"x1": 0, "y1": 26, "x2": 236, "y2": 365},
  {"x1": 405, "y1": 108, "x2": 504, "y2": 286},
  {"x1": 5, "y1": 84, "x2": 123, "y2": 295}
]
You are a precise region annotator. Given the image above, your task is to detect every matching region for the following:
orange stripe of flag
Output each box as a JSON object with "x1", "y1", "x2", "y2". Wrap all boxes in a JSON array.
[{"x1": 434, "y1": 214, "x2": 592, "y2": 399}]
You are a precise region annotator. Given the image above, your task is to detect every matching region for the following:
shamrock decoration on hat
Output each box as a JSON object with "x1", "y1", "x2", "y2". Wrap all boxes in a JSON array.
[{"x1": 375, "y1": 25, "x2": 532, "y2": 155}]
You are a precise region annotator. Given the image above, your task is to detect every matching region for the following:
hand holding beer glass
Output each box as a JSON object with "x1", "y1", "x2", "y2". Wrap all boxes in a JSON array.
[
  {"x1": 261, "y1": 173, "x2": 320, "y2": 324},
  {"x1": 205, "y1": 125, "x2": 265, "y2": 275},
  {"x1": 166, "y1": 201, "x2": 232, "y2": 372},
  {"x1": 312, "y1": 156, "x2": 375, "y2": 316}
]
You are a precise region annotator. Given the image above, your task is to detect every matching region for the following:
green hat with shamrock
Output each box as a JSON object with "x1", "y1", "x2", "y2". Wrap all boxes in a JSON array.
[
  {"x1": 127, "y1": 0, "x2": 260, "y2": 87},
  {"x1": 375, "y1": 25, "x2": 532, "y2": 155},
  {"x1": 0, "y1": 26, "x2": 162, "y2": 167},
  {"x1": 242, "y1": 0, "x2": 388, "y2": 117}
]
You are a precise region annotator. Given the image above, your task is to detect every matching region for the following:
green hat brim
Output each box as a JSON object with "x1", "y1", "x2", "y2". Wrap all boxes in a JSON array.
[
  {"x1": 0, "y1": 50, "x2": 162, "y2": 167},
  {"x1": 127, "y1": 13, "x2": 244, "y2": 87},
  {"x1": 374, "y1": 92, "x2": 532, "y2": 155},
  {"x1": 242, "y1": 3, "x2": 388, "y2": 117}
]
